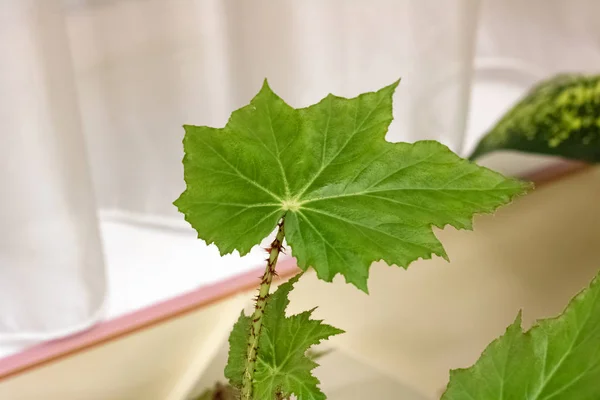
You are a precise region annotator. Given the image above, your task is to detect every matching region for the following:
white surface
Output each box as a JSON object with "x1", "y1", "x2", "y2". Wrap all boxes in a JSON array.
[
  {"x1": 0, "y1": 214, "x2": 275, "y2": 358},
  {"x1": 100, "y1": 214, "x2": 272, "y2": 318}
]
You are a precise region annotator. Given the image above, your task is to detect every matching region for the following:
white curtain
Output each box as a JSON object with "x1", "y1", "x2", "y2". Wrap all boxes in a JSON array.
[{"x1": 1, "y1": 0, "x2": 599, "y2": 346}]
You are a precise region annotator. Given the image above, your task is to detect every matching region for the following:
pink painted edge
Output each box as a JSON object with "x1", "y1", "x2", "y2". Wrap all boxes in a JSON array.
[
  {"x1": 0, "y1": 258, "x2": 300, "y2": 380},
  {"x1": 520, "y1": 159, "x2": 588, "y2": 184}
]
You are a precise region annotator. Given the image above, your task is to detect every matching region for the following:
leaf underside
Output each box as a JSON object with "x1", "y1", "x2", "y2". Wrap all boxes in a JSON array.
[
  {"x1": 470, "y1": 73, "x2": 600, "y2": 162},
  {"x1": 174, "y1": 79, "x2": 529, "y2": 291},
  {"x1": 225, "y1": 275, "x2": 343, "y2": 400},
  {"x1": 442, "y1": 269, "x2": 600, "y2": 400}
]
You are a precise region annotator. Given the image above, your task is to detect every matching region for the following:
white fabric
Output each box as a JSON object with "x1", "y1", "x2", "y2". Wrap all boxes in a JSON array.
[
  {"x1": 1, "y1": 0, "x2": 599, "y2": 346},
  {"x1": 0, "y1": 1, "x2": 105, "y2": 339}
]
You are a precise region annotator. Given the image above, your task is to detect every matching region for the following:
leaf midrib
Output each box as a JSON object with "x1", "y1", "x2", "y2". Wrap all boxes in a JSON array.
[
  {"x1": 264, "y1": 98, "x2": 292, "y2": 198},
  {"x1": 299, "y1": 184, "x2": 511, "y2": 202},
  {"x1": 195, "y1": 134, "x2": 284, "y2": 202},
  {"x1": 301, "y1": 206, "x2": 436, "y2": 251},
  {"x1": 293, "y1": 93, "x2": 388, "y2": 199}
]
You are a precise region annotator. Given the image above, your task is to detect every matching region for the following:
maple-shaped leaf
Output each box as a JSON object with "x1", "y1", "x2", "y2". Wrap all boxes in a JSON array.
[
  {"x1": 470, "y1": 73, "x2": 600, "y2": 162},
  {"x1": 174, "y1": 80, "x2": 529, "y2": 291},
  {"x1": 442, "y1": 269, "x2": 600, "y2": 400},
  {"x1": 225, "y1": 275, "x2": 343, "y2": 399}
]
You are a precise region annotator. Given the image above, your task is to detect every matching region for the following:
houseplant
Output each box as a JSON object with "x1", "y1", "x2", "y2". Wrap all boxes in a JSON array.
[
  {"x1": 469, "y1": 73, "x2": 600, "y2": 162},
  {"x1": 176, "y1": 78, "x2": 600, "y2": 399}
]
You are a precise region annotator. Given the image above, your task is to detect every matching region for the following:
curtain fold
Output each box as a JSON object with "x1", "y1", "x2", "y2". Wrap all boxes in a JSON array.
[{"x1": 0, "y1": 0, "x2": 105, "y2": 339}]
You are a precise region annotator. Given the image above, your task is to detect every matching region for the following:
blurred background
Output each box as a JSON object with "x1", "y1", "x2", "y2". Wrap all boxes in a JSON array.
[{"x1": 1, "y1": 0, "x2": 600, "y2": 384}]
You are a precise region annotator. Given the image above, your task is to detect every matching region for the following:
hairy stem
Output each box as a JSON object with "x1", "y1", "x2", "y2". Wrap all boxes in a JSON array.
[{"x1": 241, "y1": 219, "x2": 285, "y2": 400}]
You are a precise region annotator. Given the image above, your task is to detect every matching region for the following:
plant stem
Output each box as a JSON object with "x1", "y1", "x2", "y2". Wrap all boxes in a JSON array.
[{"x1": 241, "y1": 219, "x2": 285, "y2": 400}]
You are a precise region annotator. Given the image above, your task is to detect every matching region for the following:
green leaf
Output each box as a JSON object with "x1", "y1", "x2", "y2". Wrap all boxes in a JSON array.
[
  {"x1": 442, "y1": 269, "x2": 600, "y2": 400},
  {"x1": 175, "y1": 80, "x2": 529, "y2": 291},
  {"x1": 470, "y1": 73, "x2": 600, "y2": 162},
  {"x1": 224, "y1": 312, "x2": 250, "y2": 389},
  {"x1": 226, "y1": 275, "x2": 343, "y2": 399}
]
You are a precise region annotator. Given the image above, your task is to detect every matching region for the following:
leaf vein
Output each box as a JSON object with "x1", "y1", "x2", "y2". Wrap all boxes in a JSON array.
[
  {"x1": 302, "y1": 206, "x2": 436, "y2": 252},
  {"x1": 194, "y1": 135, "x2": 283, "y2": 201},
  {"x1": 295, "y1": 94, "x2": 389, "y2": 198}
]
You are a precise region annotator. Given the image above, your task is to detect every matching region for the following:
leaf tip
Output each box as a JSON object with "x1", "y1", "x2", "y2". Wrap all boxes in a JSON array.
[
  {"x1": 284, "y1": 272, "x2": 302, "y2": 287},
  {"x1": 350, "y1": 279, "x2": 370, "y2": 294},
  {"x1": 514, "y1": 309, "x2": 523, "y2": 326},
  {"x1": 172, "y1": 192, "x2": 183, "y2": 209},
  {"x1": 384, "y1": 78, "x2": 401, "y2": 93},
  {"x1": 261, "y1": 78, "x2": 275, "y2": 94},
  {"x1": 262, "y1": 77, "x2": 270, "y2": 86},
  {"x1": 182, "y1": 124, "x2": 196, "y2": 133},
  {"x1": 520, "y1": 179, "x2": 535, "y2": 194},
  {"x1": 255, "y1": 78, "x2": 283, "y2": 102},
  {"x1": 438, "y1": 248, "x2": 450, "y2": 263}
]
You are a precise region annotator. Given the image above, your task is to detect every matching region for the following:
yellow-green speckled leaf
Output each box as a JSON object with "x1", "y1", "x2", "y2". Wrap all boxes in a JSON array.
[
  {"x1": 470, "y1": 74, "x2": 600, "y2": 162},
  {"x1": 174, "y1": 80, "x2": 529, "y2": 291}
]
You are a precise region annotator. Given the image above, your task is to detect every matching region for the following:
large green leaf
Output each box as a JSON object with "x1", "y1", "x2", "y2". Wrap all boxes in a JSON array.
[
  {"x1": 470, "y1": 73, "x2": 600, "y2": 162},
  {"x1": 442, "y1": 269, "x2": 600, "y2": 400},
  {"x1": 225, "y1": 275, "x2": 343, "y2": 400},
  {"x1": 175, "y1": 80, "x2": 529, "y2": 291}
]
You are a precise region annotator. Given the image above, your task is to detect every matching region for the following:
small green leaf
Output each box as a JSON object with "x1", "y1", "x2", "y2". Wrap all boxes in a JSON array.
[
  {"x1": 224, "y1": 312, "x2": 250, "y2": 389},
  {"x1": 226, "y1": 275, "x2": 343, "y2": 399},
  {"x1": 442, "y1": 270, "x2": 600, "y2": 400},
  {"x1": 470, "y1": 73, "x2": 600, "y2": 162},
  {"x1": 175, "y1": 80, "x2": 529, "y2": 291}
]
